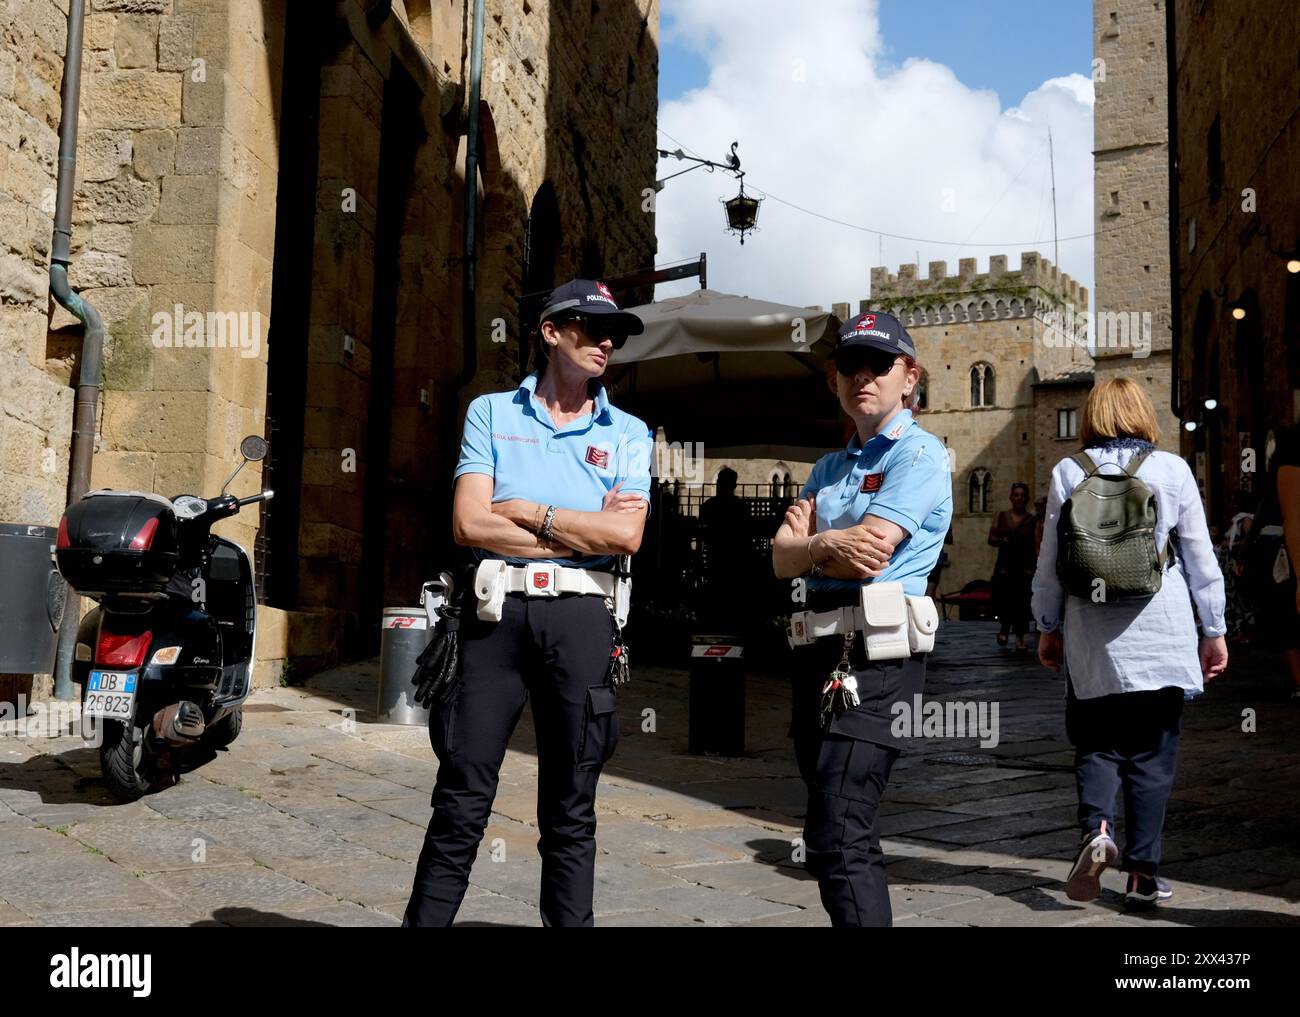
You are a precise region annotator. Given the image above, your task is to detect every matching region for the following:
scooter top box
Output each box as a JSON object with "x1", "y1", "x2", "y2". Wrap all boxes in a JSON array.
[{"x1": 56, "y1": 490, "x2": 181, "y2": 596}]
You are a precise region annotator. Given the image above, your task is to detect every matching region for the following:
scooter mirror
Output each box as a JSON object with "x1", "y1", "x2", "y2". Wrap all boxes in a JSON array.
[{"x1": 239, "y1": 435, "x2": 269, "y2": 462}]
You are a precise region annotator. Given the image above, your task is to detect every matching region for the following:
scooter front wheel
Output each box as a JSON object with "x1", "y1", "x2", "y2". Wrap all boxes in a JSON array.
[{"x1": 99, "y1": 719, "x2": 175, "y2": 802}]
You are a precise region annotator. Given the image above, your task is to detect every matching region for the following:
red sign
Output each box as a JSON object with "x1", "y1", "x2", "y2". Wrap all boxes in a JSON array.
[
  {"x1": 585, "y1": 445, "x2": 609, "y2": 468},
  {"x1": 703, "y1": 645, "x2": 733, "y2": 656},
  {"x1": 860, "y1": 472, "x2": 884, "y2": 493},
  {"x1": 533, "y1": 572, "x2": 550, "y2": 589}
]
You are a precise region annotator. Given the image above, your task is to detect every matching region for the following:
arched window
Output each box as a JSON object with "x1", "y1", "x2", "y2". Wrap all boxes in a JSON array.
[
  {"x1": 968, "y1": 469, "x2": 992, "y2": 513},
  {"x1": 969, "y1": 362, "x2": 995, "y2": 407}
]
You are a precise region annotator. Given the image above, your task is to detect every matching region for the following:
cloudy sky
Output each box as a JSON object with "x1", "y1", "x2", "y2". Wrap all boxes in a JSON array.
[{"x1": 652, "y1": 0, "x2": 1094, "y2": 312}]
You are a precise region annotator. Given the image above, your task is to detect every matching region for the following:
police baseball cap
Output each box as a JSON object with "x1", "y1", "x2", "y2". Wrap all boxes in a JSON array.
[
  {"x1": 539, "y1": 279, "x2": 645, "y2": 336},
  {"x1": 831, "y1": 311, "x2": 915, "y2": 361}
]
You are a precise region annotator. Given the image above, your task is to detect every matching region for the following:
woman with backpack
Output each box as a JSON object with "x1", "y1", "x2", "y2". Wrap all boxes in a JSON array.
[{"x1": 1031, "y1": 378, "x2": 1228, "y2": 911}]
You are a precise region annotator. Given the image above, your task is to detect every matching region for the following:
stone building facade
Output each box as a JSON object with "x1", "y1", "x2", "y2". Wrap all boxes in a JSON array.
[
  {"x1": 1093, "y1": 0, "x2": 1179, "y2": 451},
  {"x1": 864, "y1": 252, "x2": 1094, "y2": 595},
  {"x1": 1171, "y1": 0, "x2": 1300, "y2": 524},
  {"x1": 1, "y1": 0, "x2": 659, "y2": 692}
]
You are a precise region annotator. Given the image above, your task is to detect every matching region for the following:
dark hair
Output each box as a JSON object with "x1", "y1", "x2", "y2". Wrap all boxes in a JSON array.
[{"x1": 1010, "y1": 482, "x2": 1030, "y2": 496}]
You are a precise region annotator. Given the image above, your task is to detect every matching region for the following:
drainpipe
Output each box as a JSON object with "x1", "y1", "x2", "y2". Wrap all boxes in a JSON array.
[
  {"x1": 456, "y1": 0, "x2": 484, "y2": 393},
  {"x1": 437, "y1": 0, "x2": 485, "y2": 557},
  {"x1": 50, "y1": 0, "x2": 106, "y2": 701}
]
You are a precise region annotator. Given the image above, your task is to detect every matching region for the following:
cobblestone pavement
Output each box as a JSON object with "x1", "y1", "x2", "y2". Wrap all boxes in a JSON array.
[{"x1": 2, "y1": 621, "x2": 1298, "y2": 927}]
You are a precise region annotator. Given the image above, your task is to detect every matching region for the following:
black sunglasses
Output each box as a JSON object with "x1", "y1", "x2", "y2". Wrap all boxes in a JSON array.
[
  {"x1": 553, "y1": 313, "x2": 629, "y2": 350},
  {"x1": 835, "y1": 348, "x2": 900, "y2": 377}
]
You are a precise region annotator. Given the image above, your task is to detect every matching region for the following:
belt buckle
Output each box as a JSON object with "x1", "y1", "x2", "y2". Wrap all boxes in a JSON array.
[
  {"x1": 788, "y1": 610, "x2": 811, "y2": 647},
  {"x1": 524, "y1": 563, "x2": 559, "y2": 596}
]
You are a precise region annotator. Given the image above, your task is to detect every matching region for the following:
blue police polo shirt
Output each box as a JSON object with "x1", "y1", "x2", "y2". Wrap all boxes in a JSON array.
[
  {"x1": 801, "y1": 408, "x2": 953, "y2": 596},
  {"x1": 454, "y1": 372, "x2": 653, "y2": 569}
]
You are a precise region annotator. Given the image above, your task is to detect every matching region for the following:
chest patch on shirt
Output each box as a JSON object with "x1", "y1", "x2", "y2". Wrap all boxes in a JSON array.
[
  {"x1": 860, "y1": 472, "x2": 883, "y2": 493},
  {"x1": 585, "y1": 445, "x2": 609, "y2": 469}
]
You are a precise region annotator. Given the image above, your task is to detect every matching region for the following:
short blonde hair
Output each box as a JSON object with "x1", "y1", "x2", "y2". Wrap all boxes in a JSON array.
[{"x1": 1080, "y1": 377, "x2": 1160, "y2": 446}]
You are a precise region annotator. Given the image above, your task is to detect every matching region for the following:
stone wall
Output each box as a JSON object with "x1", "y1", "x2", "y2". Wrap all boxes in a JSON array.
[
  {"x1": 1172, "y1": 0, "x2": 1300, "y2": 526},
  {"x1": 0, "y1": 0, "x2": 660, "y2": 693},
  {"x1": 288, "y1": 0, "x2": 660, "y2": 658},
  {"x1": 0, "y1": 0, "x2": 76, "y2": 533},
  {"x1": 1032, "y1": 376, "x2": 1093, "y2": 502},
  {"x1": 867, "y1": 251, "x2": 1094, "y2": 595},
  {"x1": 1093, "y1": 0, "x2": 1177, "y2": 450}
]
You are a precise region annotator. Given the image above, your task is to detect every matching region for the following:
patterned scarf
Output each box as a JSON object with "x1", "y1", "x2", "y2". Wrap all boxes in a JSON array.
[{"x1": 1095, "y1": 435, "x2": 1156, "y2": 454}]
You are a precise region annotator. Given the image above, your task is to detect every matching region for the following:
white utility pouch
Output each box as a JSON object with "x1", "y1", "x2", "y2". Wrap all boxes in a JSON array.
[
  {"x1": 420, "y1": 570, "x2": 455, "y2": 629},
  {"x1": 613, "y1": 576, "x2": 631, "y2": 628},
  {"x1": 473, "y1": 559, "x2": 507, "y2": 622},
  {"x1": 860, "y1": 581, "x2": 911, "y2": 661},
  {"x1": 905, "y1": 594, "x2": 939, "y2": 654}
]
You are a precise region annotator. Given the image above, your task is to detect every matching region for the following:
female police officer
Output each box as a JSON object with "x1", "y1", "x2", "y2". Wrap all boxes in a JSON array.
[
  {"x1": 773, "y1": 311, "x2": 952, "y2": 927},
  {"x1": 404, "y1": 279, "x2": 652, "y2": 927}
]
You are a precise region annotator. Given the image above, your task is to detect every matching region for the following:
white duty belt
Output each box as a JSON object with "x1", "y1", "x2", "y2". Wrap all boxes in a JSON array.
[
  {"x1": 505, "y1": 564, "x2": 616, "y2": 597},
  {"x1": 787, "y1": 582, "x2": 939, "y2": 661},
  {"x1": 472, "y1": 559, "x2": 629, "y2": 626}
]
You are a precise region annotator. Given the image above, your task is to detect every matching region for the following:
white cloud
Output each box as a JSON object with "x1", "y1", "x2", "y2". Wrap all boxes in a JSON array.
[{"x1": 654, "y1": 0, "x2": 1095, "y2": 314}]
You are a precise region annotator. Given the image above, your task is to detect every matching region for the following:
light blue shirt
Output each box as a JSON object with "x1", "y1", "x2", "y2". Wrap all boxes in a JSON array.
[
  {"x1": 1031, "y1": 445, "x2": 1226, "y2": 699},
  {"x1": 801, "y1": 408, "x2": 953, "y2": 596},
  {"x1": 455, "y1": 373, "x2": 653, "y2": 569}
]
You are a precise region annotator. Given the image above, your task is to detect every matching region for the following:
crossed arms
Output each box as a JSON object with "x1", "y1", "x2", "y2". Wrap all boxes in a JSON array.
[
  {"x1": 772, "y1": 492, "x2": 905, "y2": 580},
  {"x1": 452, "y1": 473, "x2": 647, "y2": 558}
]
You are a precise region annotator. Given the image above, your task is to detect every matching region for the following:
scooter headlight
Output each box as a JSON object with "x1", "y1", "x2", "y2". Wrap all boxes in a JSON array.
[{"x1": 150, "y1": 646, "x2": 182, "y2": 666}]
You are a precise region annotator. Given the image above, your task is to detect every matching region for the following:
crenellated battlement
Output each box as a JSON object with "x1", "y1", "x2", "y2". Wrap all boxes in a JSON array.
[{"x1": 864, "y1": 251, "x2": 1088, "y2": 328}]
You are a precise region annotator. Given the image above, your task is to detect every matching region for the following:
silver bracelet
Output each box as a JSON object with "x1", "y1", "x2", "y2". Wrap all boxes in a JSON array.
[
  {"x1": 807, "y1": 536, "x2": 824, "y2": 578},
  {"x1": 539, "y1": 504, "x2": 558, "y2": 544}
]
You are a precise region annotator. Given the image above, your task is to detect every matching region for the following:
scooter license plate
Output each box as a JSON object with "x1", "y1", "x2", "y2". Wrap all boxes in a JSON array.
[{"x1": 84, "y1": 671, "x2": 138, "y2": 721}]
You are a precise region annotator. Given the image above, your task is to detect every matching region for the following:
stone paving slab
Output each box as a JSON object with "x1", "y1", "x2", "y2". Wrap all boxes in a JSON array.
[
  {"x1": 0, "y1": 850, "x2": 165, "y2": 915},
  {"x1": 135, "y1": 865, "x2": 338, "y2": 913},
  {"x1": 4, "y1": 621, "x2": 1299, "y2": 926},
  {"x1": 66, "y1": 817, "x2": 254, "y2": 872}
]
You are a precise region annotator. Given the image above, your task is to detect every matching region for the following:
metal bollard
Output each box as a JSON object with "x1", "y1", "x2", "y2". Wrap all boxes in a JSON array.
[{"x1": 377, "y1": 607, "x2": 433, "y2": 726}]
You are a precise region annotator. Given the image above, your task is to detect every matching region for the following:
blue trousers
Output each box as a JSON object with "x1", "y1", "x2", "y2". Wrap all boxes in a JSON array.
[{"x1": 1066, "y1": 683, "x2": 1183, "y2": 876}]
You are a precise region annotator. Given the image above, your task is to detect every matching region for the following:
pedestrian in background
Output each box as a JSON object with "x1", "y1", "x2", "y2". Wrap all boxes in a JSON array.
[
  {"x1": 1032, "y1": 378, "x2": 1227, "y2": 911},
  {"x1": 989, "y1": 482, "x2": 1036, "y2": 650},
  {"x1": 1240, "y1": 426, "x2": 1300, "y2": 699}
]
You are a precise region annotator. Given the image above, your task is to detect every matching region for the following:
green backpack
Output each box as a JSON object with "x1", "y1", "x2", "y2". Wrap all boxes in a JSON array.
[{"x1": 1056, "y1": 448, "x2": 1171, "y2": 600}]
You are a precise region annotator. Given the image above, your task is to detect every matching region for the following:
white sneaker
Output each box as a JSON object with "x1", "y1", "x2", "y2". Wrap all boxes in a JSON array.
[{"x1": 1065, "y1": 819, "x2": 1119, "y2": 902}]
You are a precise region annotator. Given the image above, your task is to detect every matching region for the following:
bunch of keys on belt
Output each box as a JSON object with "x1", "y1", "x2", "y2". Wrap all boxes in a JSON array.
[
  {"x1": 819, "y1": 631, "x2": 861, "y2": 728},
  {"x1": 608, "y1": 631, "x2": 631, "y2": 686}
]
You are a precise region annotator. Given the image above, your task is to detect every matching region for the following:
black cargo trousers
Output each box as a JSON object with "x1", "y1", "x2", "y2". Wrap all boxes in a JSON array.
[
  {"x1": 789, "y1": 632, "x2": 927, "y2": 928},
  {"x1": 403, "y1": 590, "x2": 619, "y2": 927}
]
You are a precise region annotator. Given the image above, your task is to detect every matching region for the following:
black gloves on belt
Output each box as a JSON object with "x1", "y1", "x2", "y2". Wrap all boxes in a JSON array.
[{"x1": 411, "y1": 604, "x2": 462, "y2": 709}]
